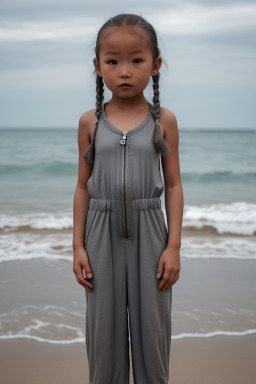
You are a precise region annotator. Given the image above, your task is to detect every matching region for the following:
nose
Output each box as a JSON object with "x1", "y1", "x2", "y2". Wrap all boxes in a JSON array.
[
  {"x1": 119, "y1": 65, "x2": 131, "y2": 78},
  {"x1": 119, "y1": 72, "x2": 131, "y2": 80}
]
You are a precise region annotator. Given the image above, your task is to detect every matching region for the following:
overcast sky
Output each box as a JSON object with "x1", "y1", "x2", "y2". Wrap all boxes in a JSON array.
[{"x1": 0, "y1": 0, "x2": 255, "y2": 129}]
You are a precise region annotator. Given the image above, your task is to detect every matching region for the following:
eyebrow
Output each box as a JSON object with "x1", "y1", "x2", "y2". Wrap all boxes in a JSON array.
[{"x1": 104, "y1": 49, "x2": 144, "y2": 56}]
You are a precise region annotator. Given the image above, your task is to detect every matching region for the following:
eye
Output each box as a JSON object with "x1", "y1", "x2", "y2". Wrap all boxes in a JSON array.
[
  {"x1": 107, "y1": 59, "x2": 117, "y2": 65},
  {"x1": 133, "y1": 58, "x2": 142, "y2": 63}
]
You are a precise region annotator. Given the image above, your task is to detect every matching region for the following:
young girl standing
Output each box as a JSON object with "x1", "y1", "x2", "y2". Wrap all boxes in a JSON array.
[{"x1": 73, "y1": 13, "x2": 183, "y2": 384}]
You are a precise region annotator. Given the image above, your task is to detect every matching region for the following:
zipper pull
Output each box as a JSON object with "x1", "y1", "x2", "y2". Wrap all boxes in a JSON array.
[{"x1": 120, "y1": 131, "x2": 128, "y2": 145}]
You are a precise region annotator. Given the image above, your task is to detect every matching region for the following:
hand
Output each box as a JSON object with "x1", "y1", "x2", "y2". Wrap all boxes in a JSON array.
[
  {"x1": 156, "y1": 247, "x2": 181, "y2": 291},
  {"x1": 73, "y1": 246, "x2": 93, "y2": 291}
]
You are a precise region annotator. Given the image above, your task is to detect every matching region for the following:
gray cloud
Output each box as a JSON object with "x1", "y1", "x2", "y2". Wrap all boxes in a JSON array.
[{"x1": 0, "y1": 0, "x2": 255, "y2": 128}]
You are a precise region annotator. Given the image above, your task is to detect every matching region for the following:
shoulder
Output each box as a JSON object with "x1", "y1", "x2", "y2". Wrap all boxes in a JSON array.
[
  {"x1": 159, "y1": 107, "x2": 179, "y2": 150},
  {"x1": 159, "y1": 106, "x2": 179, "y2": 139},
  {"x1": 77, "y1": 108, "x2": 97, "y2": 155},
  {"x1": 159, "y1": 107, "x2": 178, "y2": 129},
  {"x1": 78, "y1": 108, "x2": 97, "y2": 138}
]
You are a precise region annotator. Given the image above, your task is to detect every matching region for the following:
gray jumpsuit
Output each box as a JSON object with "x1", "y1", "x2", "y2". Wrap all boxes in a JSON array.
[{"x1": 84, "y1": 102, "x2": 172, "y2": 384}]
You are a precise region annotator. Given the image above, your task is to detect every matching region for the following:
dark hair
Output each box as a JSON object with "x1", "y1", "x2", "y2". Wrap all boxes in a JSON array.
[{"x1": 83, "y1": 13, "x2": 171, "y2": 165}]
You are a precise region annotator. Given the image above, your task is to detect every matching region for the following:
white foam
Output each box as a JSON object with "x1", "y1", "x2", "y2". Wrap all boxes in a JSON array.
[
  {"x1": 0, "y1": 305, "x2": 255, "y2": 344},
  {"x1": 0, "y1": 334, "x2": 85, "y2": 344},
  {"x1": 1, "y1": 201, "x2": 256, "y2": 235},
  {"x1": 1, "y1": 329, "x2": 255, "y2": 344},
  {"x1": 0, "y1": 211, "x2": 73, "y2": 231},
  {"x1": 0, "y1": 232, "x2": 73, "y2": 262},
  {"x1": 182, "y1": 201, "x2": 256, "y2": 235},
  {"x1": 0, "y1": 202, "x2": 255, "y2": 263},
  {"x1": 172, "y1": 329, "x2": 256, "y2": 340},
  {"x1": 180, "y1": 236, "x2": 256, "y2": 260},
  {"x1": 0, "y1": 232, "x2": 254, "y2": 262}
]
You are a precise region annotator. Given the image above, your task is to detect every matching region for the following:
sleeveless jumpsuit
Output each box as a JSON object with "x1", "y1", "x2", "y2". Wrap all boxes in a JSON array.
[{"x1": 84, "y1": 101, "x2": 172, "y2": 384}]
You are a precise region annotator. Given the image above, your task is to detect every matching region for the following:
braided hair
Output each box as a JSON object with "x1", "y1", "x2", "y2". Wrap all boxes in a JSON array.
[
  {"x1": 83, "y1": 13, "x2": 171, "y2": 165},
  {"x1": 152, "y1": 72, "x2": 171, "y2": 155},
  {"x1": 82, "y1": 75, "x2": 104, "y2": 164}
]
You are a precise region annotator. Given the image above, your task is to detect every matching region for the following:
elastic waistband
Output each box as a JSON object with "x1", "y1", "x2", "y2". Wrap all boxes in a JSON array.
[{"x1": 89, "y1": 197, "x2": 162, "y2": 211}]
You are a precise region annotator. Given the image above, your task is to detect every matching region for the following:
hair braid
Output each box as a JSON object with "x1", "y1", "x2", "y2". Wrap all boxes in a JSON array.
[
  {"x1": 83, "y1": 75, "x2": 104, "y2": 165},
  {"x1": 152, "y1": 73, "x2": 171, "y2": 155}
]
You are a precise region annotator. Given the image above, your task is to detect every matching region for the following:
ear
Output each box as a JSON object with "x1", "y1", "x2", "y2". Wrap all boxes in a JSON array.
[
  {"x1": 151, "y1": 57, "x2": 162, "y2": 77},
  {"x1": 93, "y1": 58, "x2": 103, "y2": 78}
]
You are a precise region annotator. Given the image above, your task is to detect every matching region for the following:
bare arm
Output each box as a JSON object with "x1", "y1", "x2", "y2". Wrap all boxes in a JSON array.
[
  {"x1": 162, "y1": 110, "x2": 184, "y2": 251},
  {"x1": 156, "y1": 108, "x2": 184, "y2": 291},
  {"x1": 72, "y1": 109, "x2": 96, "y2": 291}
]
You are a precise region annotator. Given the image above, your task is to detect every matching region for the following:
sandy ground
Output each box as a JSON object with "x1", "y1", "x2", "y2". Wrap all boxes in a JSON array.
[
  {"x1": 1, "y1": 335, "x2": 255, "y2": 384},
  {"x1": 1, "y1": 254, "x2": 256, "y2": 383}
]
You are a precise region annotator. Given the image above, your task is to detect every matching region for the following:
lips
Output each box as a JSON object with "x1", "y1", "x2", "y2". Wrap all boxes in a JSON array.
[{"x1": 119, "y1": 83, "x2": 133, "y2": 87}]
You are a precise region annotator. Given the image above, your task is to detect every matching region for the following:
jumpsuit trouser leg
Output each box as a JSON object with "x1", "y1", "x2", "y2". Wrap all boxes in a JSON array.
[{"x1": 84, "y1": 197, "x2": 172, "y2": 384}]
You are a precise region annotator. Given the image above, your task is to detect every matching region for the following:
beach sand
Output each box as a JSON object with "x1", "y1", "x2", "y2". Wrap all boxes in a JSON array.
[
  {"x1": 1, "y1": 254, "x2": 256, "y2": 383},
  {"x1": 1, "y1": 335, "x2": 255, "y2": 383}
]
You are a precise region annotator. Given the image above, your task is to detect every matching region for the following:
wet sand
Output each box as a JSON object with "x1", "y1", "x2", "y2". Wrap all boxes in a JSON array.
[
  {"x1": 1, "y1": 335, "x2": 255, "y2": 383},
  {"x1": 1, "y1": 255, "x2": 256, "y2": 383}
]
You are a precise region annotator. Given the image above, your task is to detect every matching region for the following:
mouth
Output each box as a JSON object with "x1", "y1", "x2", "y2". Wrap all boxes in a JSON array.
[{"x1": 119, "y1": 83, "x2": 133, "y2": 87}]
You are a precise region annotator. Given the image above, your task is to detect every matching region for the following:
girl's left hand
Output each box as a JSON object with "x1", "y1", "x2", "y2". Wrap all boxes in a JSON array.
[{"x1": 156, "y1": 247, "x2": 181, "y2": 291}]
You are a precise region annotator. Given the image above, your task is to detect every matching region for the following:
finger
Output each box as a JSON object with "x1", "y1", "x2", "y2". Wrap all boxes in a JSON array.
[
  {"x1": 162, "y1": 271, "x2": 176, "y2": 290},
  {"x1": 159, "y1": 269, "x2": 175, "y2": 290},
  {"x1": 75, "y1": 266, "x2": 93, "y2": 289},
  {"x1": 158, "y1": 270, "x2": 170, "y2": 290},
  {"x1": 161, "y1": 277, "x2": 172, "y2": 291},
  {"x1": 156, "y1": 260, "x2": 164, "y2": 279},
  {"x1": 162, "y1": 279, "x2": 172, "y2": 291},
  {"x1": 83, "y1": 263, "x2": 93, "y2": 280},
  {"x1": 78, "y1": 274, "x2": 93, "y2": 290},
  {"x1": 82, "y1": 265, "x2": 93, "y2": 289},
  {"x1": 84, "y1": 280, "x2": 93, "y2": 292},
  {"x1": 83, "y1": 276, "x2": 93, "y2": 289},
  {"x1": 171, "y1": 271, "x2": 180, "y2": 285}
]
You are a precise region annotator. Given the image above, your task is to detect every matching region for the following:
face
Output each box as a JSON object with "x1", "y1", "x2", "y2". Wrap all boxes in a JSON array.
[{"x1": 93, "y1": 25, "x2": 162, "y2": 98}]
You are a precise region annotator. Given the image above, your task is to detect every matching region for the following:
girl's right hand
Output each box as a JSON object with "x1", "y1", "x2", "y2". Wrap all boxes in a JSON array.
[{"x1": 73, "y1": 247, "x2": 93, "y2": 291}]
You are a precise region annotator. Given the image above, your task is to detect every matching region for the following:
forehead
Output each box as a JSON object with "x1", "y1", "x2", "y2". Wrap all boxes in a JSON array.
[{"x1": 100, "y1": 25, "x2": 152, "y2": 55}]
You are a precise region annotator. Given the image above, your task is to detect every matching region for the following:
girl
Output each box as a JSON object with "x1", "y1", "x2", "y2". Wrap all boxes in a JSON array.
[{"x1": 73, "y1": 13, "x2": 183, "y2": 384}]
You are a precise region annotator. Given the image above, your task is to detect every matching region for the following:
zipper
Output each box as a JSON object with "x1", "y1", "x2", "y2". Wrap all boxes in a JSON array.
[{"x1": 120, "y1": 131, "x2": 128, "y2": 238}]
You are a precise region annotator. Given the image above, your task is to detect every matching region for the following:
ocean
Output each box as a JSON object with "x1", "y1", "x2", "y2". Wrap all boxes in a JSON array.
[{"x1": 0, "y1": 127, "x2": 255, "y2": 344}]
